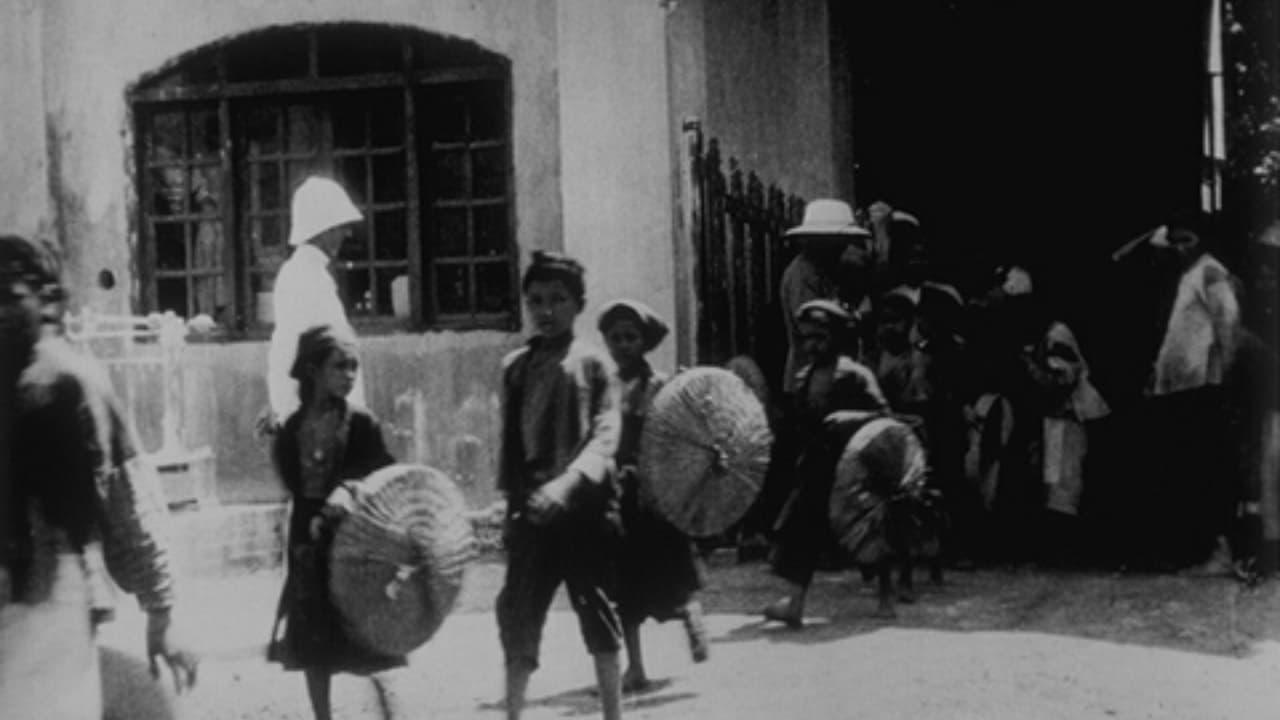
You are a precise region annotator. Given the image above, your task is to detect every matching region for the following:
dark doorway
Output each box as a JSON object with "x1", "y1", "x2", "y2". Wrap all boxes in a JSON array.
[{"x1": 839, "y1": 1, "x2": 1210, "y2": 399}]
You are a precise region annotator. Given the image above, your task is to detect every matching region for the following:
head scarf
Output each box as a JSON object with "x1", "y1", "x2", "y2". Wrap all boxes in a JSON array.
[
  {"x1": 522, "y1": 250, "x2": 586, "y2": 306},
  {"x1": 0, "y1": 234, "x2": 63, "y2": 295},
  {"x1": 289, "y1": 323, "x2": 359, "y2": 383},
  {"x1": 597, "y1": 299, "x2": 669, "y2": 352}
]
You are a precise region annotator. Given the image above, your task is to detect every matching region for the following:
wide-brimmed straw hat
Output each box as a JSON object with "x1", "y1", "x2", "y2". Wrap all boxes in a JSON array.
[
  {"x1": 638, "y1": 367, "x2": 772, "y2": 537},
  {"x1": 288, "y1": 176, "x2": 363, "y2": 246},
  {"x1": 329, "y1": 464, "x2": 475, "y2": 656},
  {"x1": 785, "y1": 199, "x2": 871, "y2": 239}
]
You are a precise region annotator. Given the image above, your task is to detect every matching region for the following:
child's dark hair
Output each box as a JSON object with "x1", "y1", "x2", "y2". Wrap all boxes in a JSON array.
[
  {"x1": 0, "y1": 234, "x2": 66, "y2": 301},
  {"x1": 521, "y1": 250, "x2": 586, "y2": 305},
  {"x1": 290, "y1": 323, "x2": 358, "y2": 405}
]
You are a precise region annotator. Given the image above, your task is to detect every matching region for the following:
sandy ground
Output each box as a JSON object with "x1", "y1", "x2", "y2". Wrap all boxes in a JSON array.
[{"x1": 96, "y1": 555, "x2": 1280, "y2": 719}]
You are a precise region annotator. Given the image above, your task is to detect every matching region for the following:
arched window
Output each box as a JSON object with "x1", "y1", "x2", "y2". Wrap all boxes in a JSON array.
[{"x1": 130, "y1": 24, "x2": 516, "y2": 335}]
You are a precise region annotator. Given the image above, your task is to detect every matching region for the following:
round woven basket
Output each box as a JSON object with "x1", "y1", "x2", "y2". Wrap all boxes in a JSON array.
[
  {"x1": 829, "y1": 417, "x2": 927, "y2": 555},
  {"x1": 638, "y1": 366, "x2": 773, "y2": 537},
  {"x1": 329, "y1": 464, "x2": 475, "y2": 656}
]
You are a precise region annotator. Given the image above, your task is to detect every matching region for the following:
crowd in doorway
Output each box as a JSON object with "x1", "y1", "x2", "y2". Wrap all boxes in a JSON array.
[{"x1": 745, "y1": 197, "x2": 1275, "y2": 579}]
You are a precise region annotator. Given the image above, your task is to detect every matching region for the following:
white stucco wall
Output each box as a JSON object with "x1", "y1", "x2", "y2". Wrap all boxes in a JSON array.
[
  {"x1": 556, "y1": 0, "x2": 677, "y2": 371},
  {"x1": 40, "y1": 0, "x2": 566, "y2": 317},
  {"x1": 24, "y1": 0, "x2": 679, "y2": 502},
  {"x1": 0, "y1": 0, "x2": 52, "y2": 238},
  {"x1": 667, "y1": 0, "x2": 844, "y2": 202}
]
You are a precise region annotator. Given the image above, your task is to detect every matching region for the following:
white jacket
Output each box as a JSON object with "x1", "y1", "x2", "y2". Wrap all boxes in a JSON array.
[
  {"x1": 266, "y1": 244, "x2": 366, "y2": 417},
  {"x1": 1150, "y1": 253, "x2": 1239, "y2": 396}
]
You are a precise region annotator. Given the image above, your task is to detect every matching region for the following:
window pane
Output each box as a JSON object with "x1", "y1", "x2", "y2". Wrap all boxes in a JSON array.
[
  {"x1": 190, "y1": 220, "x2": 222, "y2": 270},
  {"x1": 287, "y1": 159, "x2": 330, "y2": 193},
  {"x1": 191, "y1": 274, "x2": 224, "y2": 317},
  {"x1": 226, "y1": 30, "x2": 309, "y2": 82},
  {"x1": 372, "y1": 153, "x2": 406, "y2": 203},
  {"x1": 191, "y1": 165, "x2": 223, "y2": 216},
  {"x1": 432, "y1": 207, "x2": 468, "y2": 257},
  {"x1": 250, "y1": 271, "x2": 275, "y2": 325},
  {"x1": 432, "y1": 151, "x2": 467, "y2": 199},
  {"x1": 338, "y1": 158, "x2": 368, "y2": 205},
  {"x1": 286, "y1": 105, "x2": 320, "y2": 154},
  {"x1": 337, "y1": 221, "x2": 370, "y2": 263},
  {"x1": 253, "y1": 216, "x2": 283, "y2": 257},
  {"x1": 339, "y1": 266, "x2": 374, "y2": 316},
  {"x1": 317, "y1": 26, "x2": 404, "y2": 77},
  {"x1": 150, "y1": 167, "x2": 187, "y2": 215},
  {"x1": 241, "y1": 104, "x2": 282, "y2": 155},
  {"x1": 474, "y1": 204, "x2": 508, "y2": 257},
  {"x1": 375, "y1": 267, "x2": 407, "y2": 316},
  {"x1": 157, "y1": 277, "x2": 188, "y2": 317},
  {"x1": 434, "y1": 263, "x2": 470, "y2": 315},
  {"x1": 190, "y1": 107, "x2": 221, "y2": 159},
  {"x1": 253, "y1": 162, "x2": 282, "y2": 211},
  {"x1": 369, "y1": 93, "x2": 405, "y2": 148},
  {"x1": 387, "y1": 269, "x2": 411, "y2": 318},
  {"x1": 155, "y1": 222, "x2": 186, "y2": 270},
  {"x1": 469, "y1": 81, "x2": 506, "y2": 139},
  {"x1": 150, "y1": 111, "x2": 186, "y2": 160},
  {"x1": 332, "y1": 103, "x2": 366, "y2": 150},
  {"x1": 475, "y1": 262, "x2": 512, "y2": 314},
  {"x1": 374, "y1": 210, "x2": 407, "y2": 261},
  {"x1": 425, "y1": 93, "x2": 467, "y2": 143},
  {"x1": 473, "y1": 146, "x2": 506, "y2": 198}
]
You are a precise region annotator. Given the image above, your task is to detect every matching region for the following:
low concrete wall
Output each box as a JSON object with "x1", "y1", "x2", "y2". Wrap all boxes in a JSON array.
[{"x1": 119, "y1": 331, "x2": 519, "y2": 509}]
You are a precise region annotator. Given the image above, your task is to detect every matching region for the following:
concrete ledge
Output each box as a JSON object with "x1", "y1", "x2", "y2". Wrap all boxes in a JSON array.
[{"x1": 167, "y1": 503, "x2": 287, "y2": 578}]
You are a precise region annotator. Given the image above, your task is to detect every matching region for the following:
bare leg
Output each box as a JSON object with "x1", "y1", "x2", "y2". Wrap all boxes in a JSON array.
[
  {"x1": 304, "y1": 669, "x2": 332, "y2": 720},
  {"x1": 621, "y1": 622, "x2": 649, "y2": 693},
  {"x1": 875, "y1": 562, "x2": 897, "y2": 619},
  {"x1": 681, "y1": 600, "x2": 709, "y2": 662},
  {"x1": 897, "y1": 558, "x2": 917, "y2": 604},
  {"x1": 504, "y1": 660, "x2": 534, "y2": 720},
  {"x1": 371, "y1": 673, "x2": 396, "y2": 719},
  {"x1": 593, "y1": 651, "x2": 623, "y2": 720}
]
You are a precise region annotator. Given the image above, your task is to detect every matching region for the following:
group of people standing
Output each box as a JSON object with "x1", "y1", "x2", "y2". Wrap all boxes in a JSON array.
[
  {"x1": 0, "y1": 170, "x2": 1262, "y2": 720},
  {"x1": 754, "y1": 195, "x2": 1257, "y2": 605},
  {"x1": 260, "y1": 178, "x2": 710, "y2": 720}
]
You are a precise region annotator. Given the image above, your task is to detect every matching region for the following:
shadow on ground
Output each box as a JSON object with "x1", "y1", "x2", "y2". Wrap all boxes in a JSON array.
[{"x1": 691, "y1": 555, "x2": 1280, "y2": 658}]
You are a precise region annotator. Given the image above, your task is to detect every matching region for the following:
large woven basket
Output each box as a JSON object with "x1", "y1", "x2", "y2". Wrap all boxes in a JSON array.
[
  {"x1": 329, "y1": 464, "x2": 475, "y2": 656},
  {"x1": 829, "y1": 417, "x2": 927, "y2": 555},
  {"x1": 638, "y1": 366, "x2": 773, "y2": 537}
]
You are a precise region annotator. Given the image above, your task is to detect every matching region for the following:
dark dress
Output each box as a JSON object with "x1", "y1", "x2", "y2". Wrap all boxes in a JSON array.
[
  {"x1": 770, "y1": 356, "x2": 892, "y2": 586},
  {"x1": 268, "y1": 401, "x2": 405, "y2": 673},
  {"x1": 614, "y1": 366, "x2": 704, "y2": 626}
]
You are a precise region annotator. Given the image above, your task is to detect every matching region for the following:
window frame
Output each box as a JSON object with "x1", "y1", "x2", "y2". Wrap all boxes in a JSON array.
[{"x1": 129, "y1": 26, "x2": 519, "y2": 339}]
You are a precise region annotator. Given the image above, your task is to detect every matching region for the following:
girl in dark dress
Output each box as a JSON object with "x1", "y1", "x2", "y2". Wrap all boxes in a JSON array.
[
  {"x1": 598, "y1": 300, "x2": 708, "y2": 693},
  {"x1": 268, "y1": 324, "x2": 404, "y2": 720}
]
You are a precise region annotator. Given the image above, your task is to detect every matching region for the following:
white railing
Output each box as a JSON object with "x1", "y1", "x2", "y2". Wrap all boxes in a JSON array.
[{"x1": 63, "y1": 309, "x2": 216, "y2": 508}]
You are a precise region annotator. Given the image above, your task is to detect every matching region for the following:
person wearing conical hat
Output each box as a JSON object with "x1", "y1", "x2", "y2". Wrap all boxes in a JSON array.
[
  {"x1": 264, "y1": 176, "x2": 367, "y2": 431},
  {"x1": 763, "y1": 299, "x2": 898, "y2": 626},
  {"x1": 596, "y1": 299, "x2": 708, "y2": 693},
  {"x1": 779, "y1": 199, "x2": 873, "y2": 394}
]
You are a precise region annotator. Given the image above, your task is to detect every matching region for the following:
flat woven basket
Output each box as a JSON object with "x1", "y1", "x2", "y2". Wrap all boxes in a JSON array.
[
  {"x1": 329, "y1": 464, "x2": 476, "y2": 656},
  {"x1": 829, "y1": 416, "x2": 927, "y2": 554},
  {"x1": 638, "y1": 366, "x2": 773, "y2": 537}
]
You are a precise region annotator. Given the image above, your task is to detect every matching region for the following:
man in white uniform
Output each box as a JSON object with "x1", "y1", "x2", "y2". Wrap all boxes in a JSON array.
[{"x1": 264, "y1": 176, "x2": 367, "y2": 429}]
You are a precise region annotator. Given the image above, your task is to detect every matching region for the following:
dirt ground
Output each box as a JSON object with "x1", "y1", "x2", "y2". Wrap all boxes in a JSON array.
[{"x1": 97, "y1": 553, "x2": 1280, "y2": 719}]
